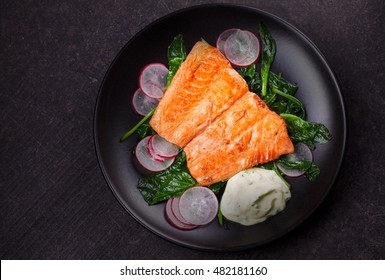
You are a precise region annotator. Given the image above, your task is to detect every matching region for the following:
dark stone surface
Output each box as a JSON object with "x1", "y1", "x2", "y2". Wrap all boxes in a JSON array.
[{"x1": 1, "y1": 0, "x2": 384, "y2": 259}]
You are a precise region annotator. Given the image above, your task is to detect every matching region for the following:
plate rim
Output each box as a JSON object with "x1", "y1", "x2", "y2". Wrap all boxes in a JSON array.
[{"x1": 93, "y1": 3, "x2": 347, "y2": 252}]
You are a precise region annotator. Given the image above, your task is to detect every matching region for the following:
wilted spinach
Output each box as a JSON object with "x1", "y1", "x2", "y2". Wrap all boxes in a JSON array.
[
  {"x1": 166, "y1": 34, "x2": 187, "y2": 87},
  {"x1": 269, "y1": 71, "x2": 298, "y2": 96},
  {"x1": 209, "y1": 181, "x2": 227, "y2": 194},
  {"x1": 134, "y1": 121, "x2": 154, "y2": 138},
  {"x1": 276, "y1": 157, "x2": 320, "y2": 182},
  {"x1": 237, "y1": 64, "x2": 256, "y2": 80},
  {"x1": 138, "y1": 151, "x2": 196, "y2": 205},
  {"x1": 280, "y1": 113, "x2": 332, "y2": 150},
  {"x1": 305, "y1": 164, "x2": 322, "y2": 182},
  {"x1": 271, "y1": 88, "x2": 305, "y2": 119},
  {"x1": 238, "y1": 66, "x2": 304, "y2": 119}
]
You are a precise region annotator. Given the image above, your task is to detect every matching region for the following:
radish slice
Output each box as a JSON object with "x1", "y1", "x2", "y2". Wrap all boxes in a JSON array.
[
  {"x1": 147, "y1": 135, "x2": 166, "y2": 163},
  {"x1": 171, "y1": 197, "x2": 196, "y2": 226},
  {"x1": 179, "y1": 186, "x2": 218, "y2": 226},
  {"x1": 165, "y1": 198, "x2": 199, "y2": 230},
  {"x1": 135, "y1": 136, "x2": 175, "y2": 172},
  {"x1": 224, "y1": 29, "x2": 260, "y2": 66},
  {"x1": 139, "y1": 63, "x2": 168, "y2": 99},
  {"x1": 277, "y1": 142, "x2": 314, "y2": 177},
  {"x1": 149, "y1": 134, "x2": 179, "y2": 159},
  {"x1": 224, "y1": 29, "x2": 251, "y2": 64},
  {"x1": 216, "y1": 28, "x2": 238, "y2": 54},
  {"x1": 132, "y1": 88, "x2": 159, "y2": 116},
  {"x1": 238, "y1": 30, "x2": 260, "y2": 65}
]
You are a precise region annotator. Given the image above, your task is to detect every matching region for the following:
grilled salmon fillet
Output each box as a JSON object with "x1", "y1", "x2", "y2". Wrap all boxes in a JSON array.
[
  {"x1": 149, "y1": 41, "x2": 248, "y2": 148},
  {"x1": 184, "y1": 91, "x2": 294, "y2": 185},
  {"x1": 150, "y1": 40, "x2": 294, "y2": 185}
]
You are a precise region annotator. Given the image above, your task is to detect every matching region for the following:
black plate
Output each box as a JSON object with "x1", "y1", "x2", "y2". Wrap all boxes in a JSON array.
[{"x1": 94, "y1": 4, "x2": 346, "y2": 251}]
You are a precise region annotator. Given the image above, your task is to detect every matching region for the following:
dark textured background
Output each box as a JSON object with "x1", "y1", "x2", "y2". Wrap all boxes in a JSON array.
[{"x1": 1, "y1": 0, "x2": 384, "y2": 259}]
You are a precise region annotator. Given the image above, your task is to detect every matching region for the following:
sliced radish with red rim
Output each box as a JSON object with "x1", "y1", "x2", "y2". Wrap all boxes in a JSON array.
[
  {"x1": 165, "y1": 198, "x2": 198, "y2": 230},
  {"x1": 139, "y1": 63, "x2": 168, "y2": 99},
  {"x1": 277, "y1": 142, "x2": 313, "y2": 177},
  {"x1": 224, "y1": 29, "x2": 260, "y2": 66},
  {"x1": 134, "y1": 136, "x2": 175, "y2": 173},
  {"x1": 132, "y1": 88, "x2": 159, "y2": 116},
  {"x1": 171, "y1": 197, "x2": 196, "y2": 226},
  {"x1": 216, "y1": 28, "x2": 238, "y2": 54},
  {"x1": 146, "y1": 135, "x2": 166, "y2": 163},
  {"x1": 179, "y1": 186, "x2": 218, "y2": 226},
  {"x1": 149, "y1": 134, "x2": 179, "y2": 159}
]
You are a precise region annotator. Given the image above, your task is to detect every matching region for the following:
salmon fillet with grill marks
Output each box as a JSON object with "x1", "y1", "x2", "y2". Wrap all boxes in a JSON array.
[
  {"x1": 184, "y1": 91, "x2": 294, "y2": 185},
  {"x1": 149, "y1": 41, "x2": 249, "y2": 148}
]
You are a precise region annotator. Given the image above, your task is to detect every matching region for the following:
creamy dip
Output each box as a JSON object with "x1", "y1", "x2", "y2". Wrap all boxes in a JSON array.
[{"x1": 220, "y1": 167, "x2": 291, "y2": 226}]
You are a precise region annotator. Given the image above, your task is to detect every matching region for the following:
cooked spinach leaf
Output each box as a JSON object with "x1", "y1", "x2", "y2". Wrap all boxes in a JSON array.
[
  {"x1": 259, "y1": 23, "x2": 276, "y2": 97},
  {"x1": 277, "y1": 157, "x2": 312, "y2": 170},
  {"x1": 237, "y1": 64, "x2": 256, "y2": 80},
  {"x1": 305, "y1": 164, "x2": 321, "y2": 182},
  {"x1": 258, "y1": 161, "x2": 275, "y2": 170},
  {"x1": 209, "y1": 181, "x2": 227, "y2": 194},
  {"x1": 272, "y1": 88, "x2": 305, "y2": 119},
  {"x1": 280, "y1": 113, "x2": 332, "y2": 150},
  {"x1": 135, "y1": 122, "x2": 154, "y2": 138},
  {"x1": 238, "y1": 67, "x2": 304, "y2": 118},
  {"x1": 269, "y1": 100, "x2": 287, "y2": 113},
  {"x1": 166, "y1": 34, "x2": 186, "y2": 87},
  {"x1": 262, "y1": 71, "x2": 303, "y2": 117},
  {"x1": 238, "y1": 65, "x2": 262, "y2": 95},
  {"x1": 138, "y1": 151, "x2": 197, "y2": 205},
  {"x1": 269, "y1": 71, "x2": 298, "y2": 96},
  {"x1": 277, "y1": 157, "x2": 320, "y2": 182}
]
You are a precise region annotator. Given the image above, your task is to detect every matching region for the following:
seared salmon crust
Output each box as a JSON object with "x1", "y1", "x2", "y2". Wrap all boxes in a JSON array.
[{"x1": 150, "y1": 41, "x2": 248, "y2": 147}]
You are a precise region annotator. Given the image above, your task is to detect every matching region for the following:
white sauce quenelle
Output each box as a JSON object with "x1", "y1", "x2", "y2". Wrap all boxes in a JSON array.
[{"x1": 220, "y1": 168, "x2": 291, "y2": 226}]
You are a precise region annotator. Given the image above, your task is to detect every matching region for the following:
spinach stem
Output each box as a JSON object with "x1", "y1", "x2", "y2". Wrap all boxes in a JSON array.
[
  {"x1": 259, "y1": 23, "x2": 276, "y2": 97},
  {"x1": 264, "y1": 92, "x2": 277, "y2": 106},
  {"x1": 261, "y1": 74, "x2": 269, "y2": 97},
  {"x1": 119, "y1": 107, "x2": 156, "y2": 142},
  {"x1": 272, "y1": 87, "x2": 306, "y2": 119},
  {"x1": 273, "y1": 161, "x2": 291, "y2": 189}
]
